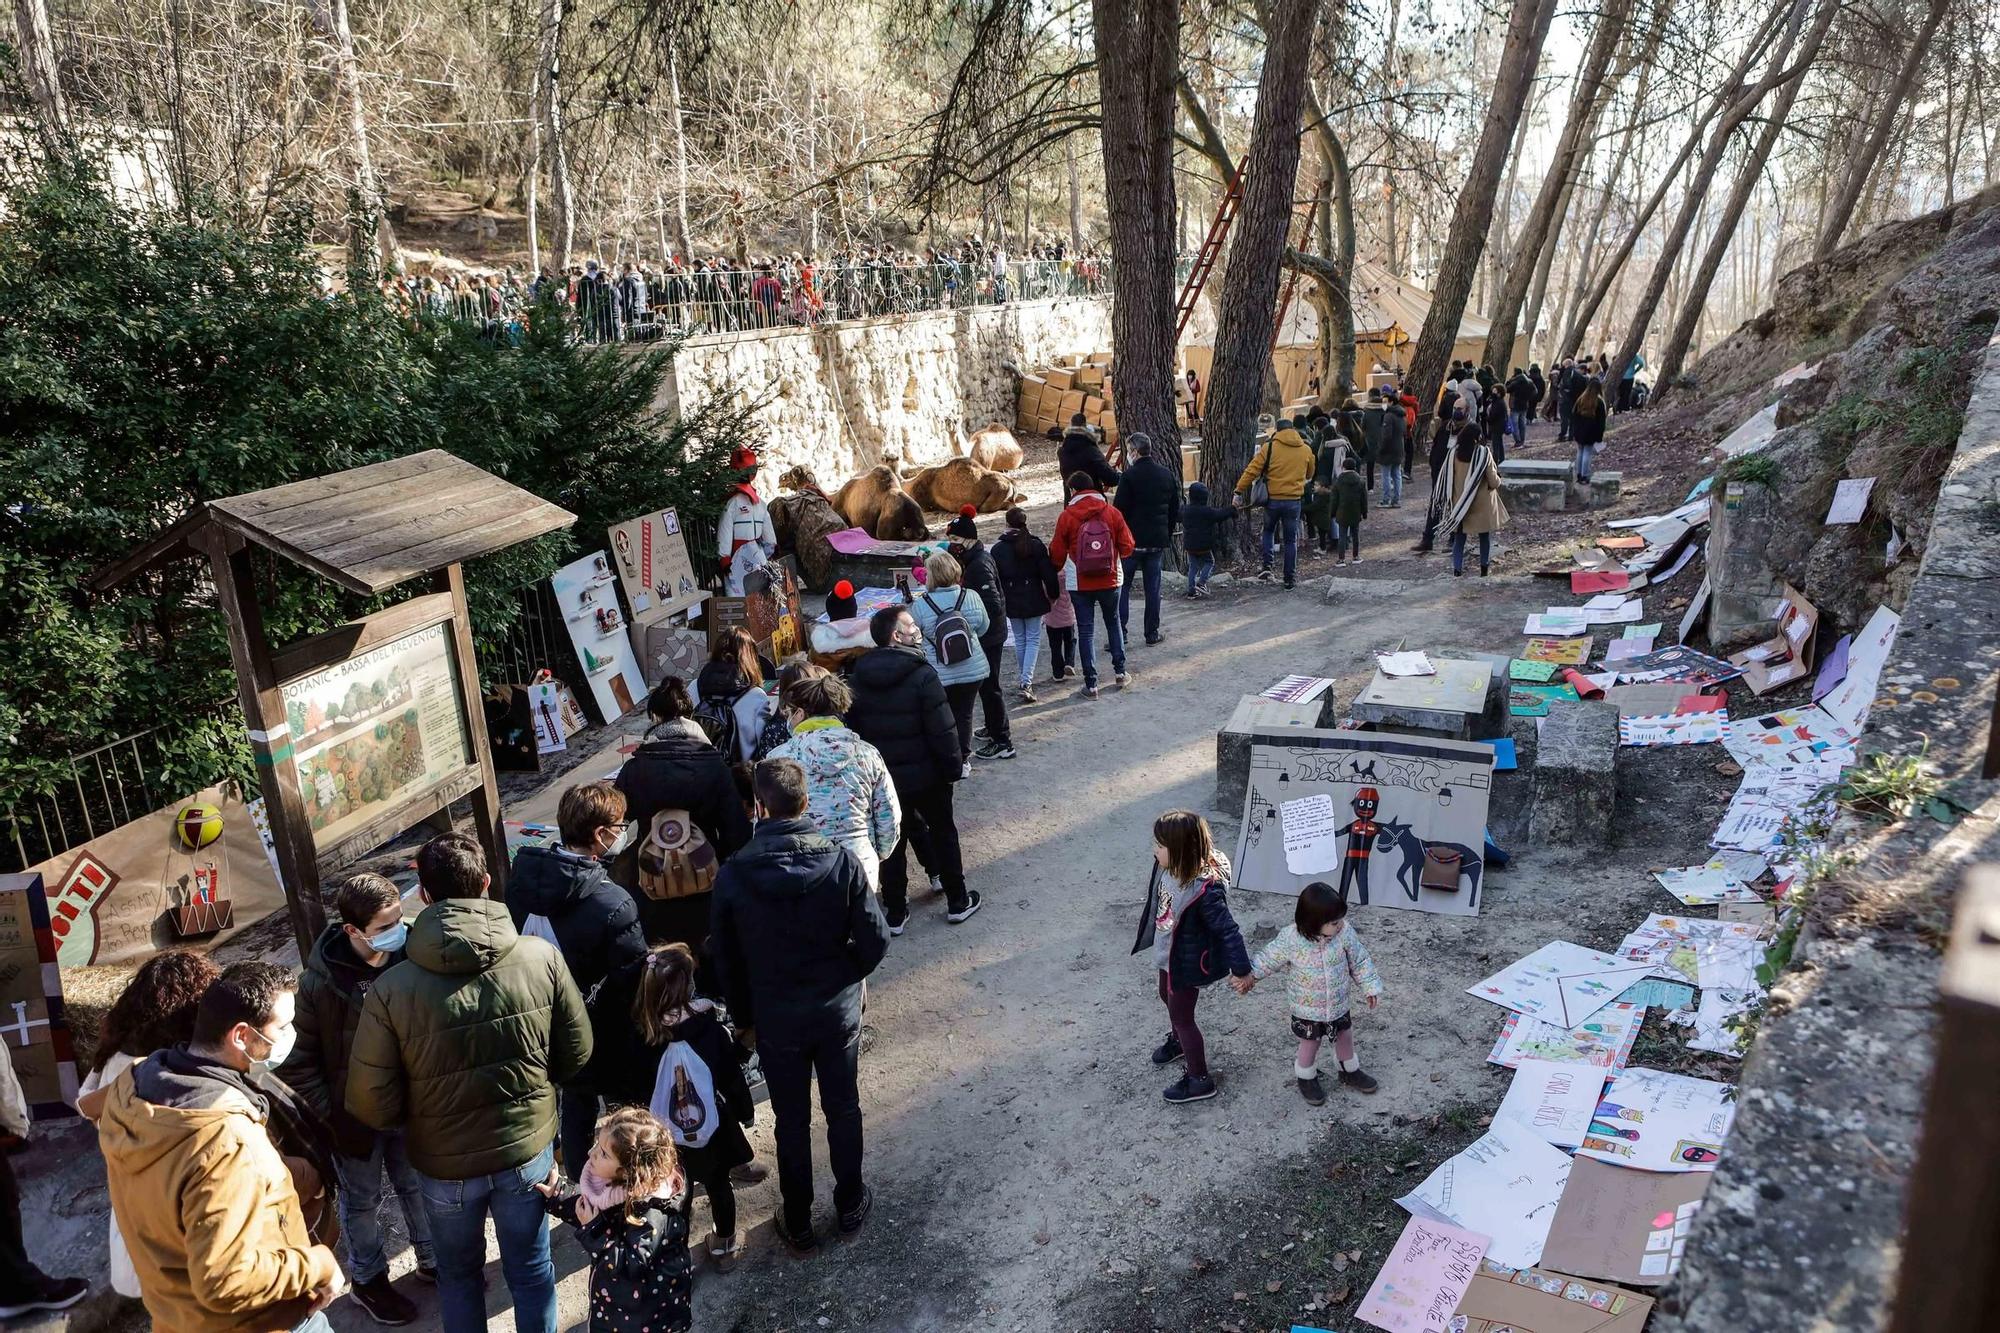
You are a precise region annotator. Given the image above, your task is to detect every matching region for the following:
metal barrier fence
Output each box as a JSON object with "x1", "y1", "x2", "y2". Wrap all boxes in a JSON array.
[{"x1": 0, "y1": 722, "x2": 240, "y2": 874}]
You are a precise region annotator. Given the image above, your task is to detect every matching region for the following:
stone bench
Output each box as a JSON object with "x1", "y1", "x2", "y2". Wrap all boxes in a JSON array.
[
  {"x1": 1499, "y1": 458, "x2": 1574, "y2": 483},
  {"x1": 1215, "y1": 694, "x2": 1332, "y2": 811},
  {"x1": 1528, "y1": 699, "x2": 1619, "y2": 847},
  {"x1": 1350, "y1": 657, "x2": 1498, "y2": 741},
  {"x1": 1572, "y1": 470, "x2": 1623, "y2": 509},
  {"x1": 1501, "y1": 476, "x2": 1568, "y2": 512}
]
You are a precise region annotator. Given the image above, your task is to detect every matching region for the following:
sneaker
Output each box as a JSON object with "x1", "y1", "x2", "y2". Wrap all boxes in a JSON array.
[
  {"x1": 1113, "y1": 671, "x2": 1131, "y2": 688},
  {"x1": 1145, "y1": 634, "x2": 1164, "y2": 646},
  {"x1": 946, "y1": 891, "x2": 984, "y2": 924},
  {"x1": 348, "y1": 1275, "x2": 418, "y2": 1326},
  {"x1": 887, "y1": 912, "x2": 908, "y2": 937},
  {"x1": 1256, "y1": 568, "x2": 1275, "y2": 583},
  {"x1": 1297, "y1": 1075, "x2": 1327, "y2": 1106},
  {"x1": 974, "y1": 726, "x2": 992, "y2": 741},
  {"x1": 1335, "y1": 557, "x2": 1346, "y2": 567},
  {"x1": 1352, "y1": 556, "x2": 1362, "y2": 565},
  {"x1": 1019, "y1": 686, "x2": 1037, "y2": 703},
  {"x1": 1081, "y1": 684, "x2": 1100, "y2": 699},
  {"x1": 975, "y1": 740, "x2": 1017, "y2": 760},
  {"x1": 775, "y1": 1214, "x2": 820, "y2": 1255},
  {"x1": 838, "y1": 1185, "x2": 874, "y2": 1235},
  {"x1": 1283, "y1": 581, "x2": 1296, "y2": 591},
  {"x1": 1162, "y1": 1074, "x2": 1219, "y2": 1104},
  {"x1": 960, "y1": 761, "x2": 973, "y2": 779},
  {"x1": 928, "y1": 873, "x2": 945, "y2": 896},
  {"x1": 0, "y1": 1277, "x2": 89, "y2": 1318},
  {"x1": 1480, "y1": 566, "x2": 1491, "y2": 577},
  {"x1": 711, "y1": 1229, "x2": 747, "y2": 1273},
  {"x1": 1339, "y1": 1067, "x2": 1381, "y2": 1094},
  {"x1": 1150, "y1": 1033, "x2": 1184, "y2": 1066},
  {"x1": 728, "y1": 1160, "x2": 771, "y2": 1185}
]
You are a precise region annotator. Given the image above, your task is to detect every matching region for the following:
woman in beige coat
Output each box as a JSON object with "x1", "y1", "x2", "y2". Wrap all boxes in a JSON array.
[{"x1": 1438, "y1": 430, "x2": 1507, "y2": 576}]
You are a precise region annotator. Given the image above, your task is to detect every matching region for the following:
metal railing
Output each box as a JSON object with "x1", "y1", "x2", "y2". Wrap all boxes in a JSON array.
[
  {"x1": 386, "y1": 258, "x2": 1114, "y2": 345},
  {"x1": 0, "y1": 722, "x2": 242, "y2": 874}
]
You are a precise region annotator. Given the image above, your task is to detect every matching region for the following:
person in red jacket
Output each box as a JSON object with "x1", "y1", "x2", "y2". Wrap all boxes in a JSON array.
[{"x1": 1048, "y1": 471, "x2": 1137, "y2": 699}]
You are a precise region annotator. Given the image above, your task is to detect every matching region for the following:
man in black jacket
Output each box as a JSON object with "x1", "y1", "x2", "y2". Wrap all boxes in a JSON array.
[
  {"x1": 844, "y1": 605, "x2": 978, "y2": 930},
  {"x1": 1112, "y1": 432, "x2": 1181, "y2": 646},
  {"x1": 507, "y1": 780, "x2": 647, "y2": 1177},
  {"x1": 711, "y1": 759, "x2": 890, "y2": 1252},
  {"x1": 946, "y1": 510, "x2": 1014, "y2": 760},
  {"x1": 1506, "y1": 367, "x2": 1537, "y2": 450},
  {"x1": 1058, "y1": 413, "x2": 1121, "y2": 502}
]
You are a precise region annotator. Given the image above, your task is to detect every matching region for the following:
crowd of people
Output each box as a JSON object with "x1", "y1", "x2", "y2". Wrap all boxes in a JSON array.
[{"x1": 378, "y1": 239, "x2": 1111, "y2": 345}]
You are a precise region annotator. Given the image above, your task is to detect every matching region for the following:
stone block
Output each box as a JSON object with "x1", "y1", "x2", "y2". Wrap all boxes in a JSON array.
[
  {"x1": 1570, "y1": 470, "x2": 1623, "y2": 508},
  {"x1": 1528, "y1": 700, "x2": 1619, "y2": 847},
  {"x1": 1432, "y1": 648, "x2": 1512, "y2": 739},
  {"x1": 1499, "y1": 458, "x2": 1574, "y2": 483},
  {"x1": 1216, "y1": 695, "x2": 1327, "y2": 811},
  {"x1": 1500, "y1": 477, "x2": 1568, "y2": 513},
  {"x1": 1350, "y1": 657, "x2": 1494, "y2": 740}
]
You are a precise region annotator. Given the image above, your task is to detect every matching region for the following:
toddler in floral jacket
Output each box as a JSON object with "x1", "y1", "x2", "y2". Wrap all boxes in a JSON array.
[{"x1": 1234, "y1": 881, "x2": 1383, "y2": 1104}]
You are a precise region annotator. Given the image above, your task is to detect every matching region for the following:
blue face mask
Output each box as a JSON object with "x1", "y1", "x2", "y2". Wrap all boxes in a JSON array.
[{"x1": 366, "y1": 922, "x2": 408, "y2": 954}]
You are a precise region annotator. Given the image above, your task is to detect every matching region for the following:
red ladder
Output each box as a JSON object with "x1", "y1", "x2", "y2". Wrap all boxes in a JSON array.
[
  {"x1": 1173, "y1": 156, "x2": 1247, "y2": 343},
  {"x1": 1269, "y1": 178, "x2": 1329, "y2": 356}
]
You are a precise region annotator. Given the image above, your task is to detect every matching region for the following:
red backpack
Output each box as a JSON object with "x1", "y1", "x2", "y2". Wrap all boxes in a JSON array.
[{"x1": 1074, "y1": 505, "x2": 1117, "y2": 577}]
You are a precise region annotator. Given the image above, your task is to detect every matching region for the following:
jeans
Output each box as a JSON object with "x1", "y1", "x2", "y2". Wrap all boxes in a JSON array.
[
  {"x1": 1045, "y1": 625, "x2": 1075, "y2": 676},
  {"x1": 1508, "y1": 409, "x2": 1529, "y2": 446},
  {"x1": 1008, "y1": 616, "x2": 1044, "y2": 688},
  {"x1": 944, "y1": 680, "x2": 980, "y2": 759},
  {"x1": 1119, "y1": 548, "x2": 1166, "y2": 641},
  {"x1": 418, "y1": 1141, "x2": 557, "y2": 1333},
  {"x1": 1260, "y1": 499, "x2": 1302, "y2": 585},
  {"x1": 1381, "y1": 466, "x2": 1403, "y2": 507},
  {"x1": 1338, "y1": 523, "x2": 1361, "y2": 558},
  {"x1": 558, "y1": 1086, "x2": 600, "y2": 1183},
  {"x1": 882, "y1": 782, "x2": 967, "y2": 919},
  {"x1": 0, "y1": 1152, "x2": 48, "y2": 1301},
  {"x1": 976, "y1": 636, "x2": 1011, "y2": 745},
  {"x1": 1072, "y1": 586, "x2": 1125, "y2": 687},
  {"x1": 1577, "y1": 443, "x2": 1596, "y2": 481},
  {"x1": 1158, "y1": 970, "x2": 1208, "y2": 1079},
  {"x1": 761, "y1": 999, "x2": 865, "y2": 1236},
  {"x1": 1185, "y1": 550, "x2": 1215, "y2": 592},
  {"x1": 334, "y1": 1132, "x2": 436, "y2": 1284},
  {"x1": 1451, "y1": 530, "x2": 1493, "y2": 574}
]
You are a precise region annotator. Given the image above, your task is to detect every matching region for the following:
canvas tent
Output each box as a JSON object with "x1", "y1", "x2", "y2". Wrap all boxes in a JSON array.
[{"x1": 1182, "y1": 260, "x2": 1533, "y2": 408}]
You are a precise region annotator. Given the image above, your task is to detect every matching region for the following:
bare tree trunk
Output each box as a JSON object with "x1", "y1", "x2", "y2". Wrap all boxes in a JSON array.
[
  {"x1": 1517, "y1": 159, "x2": 1583, "y2": 366},
  {"x1": 540, "y1": 0, "x2": 575, "y2": 272},
  {"x1": 14, "y1": 0, "x2": 66, "y2": 156},
  {"x1": 1066, "y1": 132, "x2": 1085, "y2": 252},
  {"x1": 304, "y1": 0, "x2": 397, "y2": 271},
  {"x1": 1652, "y1": 3, "x2": 1833, "y2": 398},
  {"x1": 1404, "y1": 0, "x2": 1559, "y2": 431},
  {"x1": 1481, "y1": 0, "x2": 1630, "y2": 369},
  {"x1": 526, "y1": 66, "x2": 542, "y2": 274},
  {"x1": 1814, "y1": 0, "x2": 1949, "y2": 258},
  {"x1": 664, "y1": 39, "x2": 694, "y2": 261},
  {"x1": 1091, "y1": 0, "x2": 1181, "y2": 449},
  {"x1": 1557, "y1": 48, "x2": 1655, "y2": 351},
  {"x1": 1303, "y1": 82, "x2": 1356, "y2": 401},
  {"x1": 1199, "y1": 0, "x2": 1321, "y2": 521}
]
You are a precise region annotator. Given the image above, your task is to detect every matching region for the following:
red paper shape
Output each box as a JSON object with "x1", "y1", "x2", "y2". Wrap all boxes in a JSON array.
[
  {"x1": 1571, "y1": 570, "x2": 1631, "y2": 594},
  {"x1": 1562, "y1": 668, "x2": 1606, "y2": 699},
  {"x1": 1676, "y1": 694, "x2": 1726, "y2": 713}
]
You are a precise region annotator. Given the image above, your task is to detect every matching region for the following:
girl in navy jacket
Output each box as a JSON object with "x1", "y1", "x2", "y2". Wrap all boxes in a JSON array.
[{"x1": 1133, "y1": 810, "x2": 1252, "y2": 1103}]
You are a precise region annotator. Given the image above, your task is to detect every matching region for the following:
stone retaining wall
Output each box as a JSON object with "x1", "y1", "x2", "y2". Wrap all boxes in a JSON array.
[
  {"x1": 649, "y1": 296, "x2": 1113, "y2": 487},
  {"x1": 1654, "y1": 329, "x2": 2000, "y2": 1329}
]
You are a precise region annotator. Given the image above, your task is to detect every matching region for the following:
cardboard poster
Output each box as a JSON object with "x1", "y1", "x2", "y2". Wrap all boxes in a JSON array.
[
  {"x1": 1652, "y1": 859, "x2": 1761, "y2": 905},
  {"x1": 638, "y1": 622, "x2": 709, "y2": 689},
  {"x1": 1236, "y1": 730, "x2": 1495, "y2": 915},
  {"x1": 1450, "y1": 1263, "x2": 1655, "y2": 1331},
  {"x1": 1468, "y1": 942, "x2": 1658, "y2": 1029},
  {"x1": 25, "y1": 784, "x2": 289, "y2": 968},
  {"x1": 551, "y1": 550, "x2": 647, "y2": 723},
  {"x1": 528, "y1": 681, "x2": 569, "y2": 753},
  {"x1": 711, "y1": 557, "x2": 805, "y2": 662},
  {"x1": 608, "y1": 507, "x2": 704, "y2": 623},
  {"x1": 1541, "y1": 1155, "x2": 1711, "y2": 1286},
  {"x1": 1510, "y1": 684, "x2": 1578, "y2": 717},
  {"x1": 1817, "y1": 604, "x2": 1900, "y2": 730},
  {"x1": 0, "y1": 875, "x2": 79, "y2": 1117},
  {"x1": 1609, "y1": 644, "x2": 1741, "y2": 688},
  {"x1": 1522, "y1": 637, "x2": 1592, "y2": 665},
  {"x1": 1496, "y1": 1059, "x2": 1610, "y2": 1149},
  {"x1": 1486, "y1": 1003, "x2": 1644, "y2": 1071},
  {"x1": 1727, "y1": 584, "x2": 1819, "y2": 695},
  {"x1": 1508, "y1": 658, "x2": 1560, "y2": 682},
  {"x1": 1356, "y1": 1215, "x2": 1490, "y2": 1333},
  {"x1": 281, "y1": 621, "x2": 475, "y2": 851},
  {"x1": 1396, "y1": 1117, "x2": 1572, "y2": 1270},
  {"x1": 1577, "y1": 1067, "x2": 1737, "y2": 1171}
]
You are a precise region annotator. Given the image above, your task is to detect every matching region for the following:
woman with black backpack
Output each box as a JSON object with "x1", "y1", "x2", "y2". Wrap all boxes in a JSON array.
[{"x1": 689, "y1": 630, "x2": 774, "y2": 764}]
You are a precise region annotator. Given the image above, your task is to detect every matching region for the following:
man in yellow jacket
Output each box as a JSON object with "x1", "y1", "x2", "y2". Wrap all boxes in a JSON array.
[
  {"x1": 1233, "y1": 421, "x2": 1315, "y2": 589},
  {"x1": 99, "y1": 962, "x2": 346, "y2": 1333}
]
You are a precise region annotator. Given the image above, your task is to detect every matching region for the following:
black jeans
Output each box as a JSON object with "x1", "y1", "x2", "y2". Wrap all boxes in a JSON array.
[
  {"x1": 761, "y1": 1000, "x2": 864, "y2": 1235},
  {"x1": 1045, "y1": 625, "x2": 1076, "y2": 676},
  {"x1": 0, "y1": 1150, "x2": 48, "y2": 1300},
  {"x1": 976, "y1": 636, "x2": 1010, "y2": 745},
  {"x1": 944, "y1": 681, "x2": 980, "y2": 759},
  {"x1": 881, "y1": 782, "x2": 967, "y2": 919}
]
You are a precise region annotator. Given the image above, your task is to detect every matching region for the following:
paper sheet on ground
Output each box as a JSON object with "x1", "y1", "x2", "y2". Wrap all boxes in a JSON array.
[
  {"x1": 1605, "y1": 637, "x2": 1654, "y2": 662},
  {"x1": 1526, "y1": 611, "x2": 1590, "y2": 635},
  {"x1": 1262, "y1": 674, "x2": 1336, "y2": 704},
  {"x1": 1610, "y1": 645, "x2": 1740, "y2": 688},
  {"x1": 1582, "y1": 599, "x2": 1645, "y2": 625},
  {"x1": 1523, "y1": 637, "x2": 1592, "y2": 665},
  {"x1": 1618, "y1": 712, "x2": 1726, "y2": 746},
  {"x1": 1624, "y1": 623, "x2": 1664, "y2": 639},
  {"x1": 1497, "y1": 1059, "x2": 1610, "y2": 1149},
  {"x1": 1814, "y1": 633, "x2": 1852, "y2": 701},
  {"x1": 1280, "y1": 794, "x2": 1344, "y2": 875},
  {"x1": 1480, "y1": 738, "x2": 1518, "y2": 770},
  {"x1": 1817, "y1": 604, "x2": 1900, "y2": 730},
  {"x1": 1487, "y1": 1003, "x2": 1645, "y2": 1071},
  {"x1": 1542, "y1": 1155, "x2": 1711, "y2": 1287},
  {"x1": 823, "y1": 527, "x2": 879, "y2": 555},
  {"x1": 1469, "y1": 943, "x2": 1659, "y2": 1029},
  {"x1": 1711, "y1": 760, "x2": 1843, "y2": 853},
  {"x1": 1356, "y1": 1215, "x2": 1490, "y2": 1333},
  {"x1": 1510, "y1": 683, "x2": 1579, "y2": 717},
  {"x1": 1396, "y1": 1118, "x2": 1572, "y2": 1270},
  {"x1": 1509, "y1": 658, "x2": 1560, "y2": 682},
  {"x1": 1826, "y1": 476, "x2": 1876, "y2": 525},
  {"x1": 1615, "y1": 977, "x2": 1698, "y2": 1010},
  {"x1": 1652, "y1": 859, "x2": 1762, "y2": 905},
  {"x1": 1720, "y1": 707, "x2": 1857, "y2": 770},
  {"x1": 1376, "y1": 651, "x2": 1437, "y2": 678},
  {"x1": 1616, "y1": 914, "x2": 1764, "y2": 991},
  {"x1": 1578, "y1": 1066, "x2": 1737, "y2": 1171},
  {"x1": 1679, "y1": 985, "x2": 1759, "y2": 1058}
]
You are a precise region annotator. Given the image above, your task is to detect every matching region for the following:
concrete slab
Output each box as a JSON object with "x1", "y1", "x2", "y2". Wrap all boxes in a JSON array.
[
  {"x1": 1527, "y1": 699, "x2": 1619, "y2": 846},
  {"x1": 1351, "y1": 657, "x2": 1494, "y2": 739},
  {"x1": 1574, "y1": 471, "x2": 1623, "y2": 508},
  {"x1": 1498, "y1": 458, "x2": 1574, "y2": 482},
  {"x1": 1215, "y1": 694, "x2": 1326, "y2": 811},
  {"x1": 1500, "y1": 477, "x2": 1568, "y2": 513}
]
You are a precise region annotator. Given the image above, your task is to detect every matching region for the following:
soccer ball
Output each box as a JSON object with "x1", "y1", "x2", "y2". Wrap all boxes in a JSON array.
[{"x1": 175, "y1": 804, "x2": 224, "y2": 852}]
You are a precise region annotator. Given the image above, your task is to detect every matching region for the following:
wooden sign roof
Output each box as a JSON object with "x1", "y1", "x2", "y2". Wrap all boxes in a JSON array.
[{"x1": 92, "y1": 450, "x2": 575, "y2": 595}]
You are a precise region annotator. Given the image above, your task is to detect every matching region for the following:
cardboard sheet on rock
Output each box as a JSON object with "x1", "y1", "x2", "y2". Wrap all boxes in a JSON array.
[
  {"x1": 1354, "y1": 658, "x2": 1490, "y2": 714},
  {"x1": 1451, "y1": 1262, "x2": 1655, "y2": 1331},
  {"x1": 1237, "y1": 729, "x2": 1494, "y2": 916},
  {"x1": 1542, "y1": 1155, "x2": 1711, "y2": 1286}
]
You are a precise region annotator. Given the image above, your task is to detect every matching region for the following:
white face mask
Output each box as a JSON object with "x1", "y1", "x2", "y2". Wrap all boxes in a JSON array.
[{"x1": 247, "y1": 1025, "x2": 295, "y2": 1075}]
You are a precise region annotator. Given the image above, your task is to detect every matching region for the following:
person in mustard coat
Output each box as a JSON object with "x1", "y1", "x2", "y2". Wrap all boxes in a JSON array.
[{"x1": 1232, "y1": 422, "x2": 1315, "y2": 589}]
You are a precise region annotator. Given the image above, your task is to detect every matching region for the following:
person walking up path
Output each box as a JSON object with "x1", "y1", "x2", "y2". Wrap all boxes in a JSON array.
[
  {"x1": 1232, "y1": 422, "x2": 1313, "y2": 589},
  {"x1": 992, "y1": 507, "x2": 1061, "y2": 701},
  {"x1": 1049, "y1": 473, "x2": 1136, "y2": 699},
  {"x1": 1112, "y1": 432, "x2": 1180, "y2": 646}
]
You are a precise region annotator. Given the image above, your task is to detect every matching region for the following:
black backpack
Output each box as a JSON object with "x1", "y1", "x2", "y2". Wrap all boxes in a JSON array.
[
  {"x1": 924, "y1": 590, "x2": 976, "y2": 666},
  {"x1": 692, "y1": 688, "x2": 745, "y2": 757}
]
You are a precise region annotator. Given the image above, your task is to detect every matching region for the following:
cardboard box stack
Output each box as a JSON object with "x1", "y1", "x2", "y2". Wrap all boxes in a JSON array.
[{"x1": 1014, "y1": 351, "x2": 1119, "y2": 446}]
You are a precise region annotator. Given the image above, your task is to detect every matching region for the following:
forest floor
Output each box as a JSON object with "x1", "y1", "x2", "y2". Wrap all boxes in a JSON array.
[{"x1": 66, "y1": 408, "x2": 1760, "y2": 1333}]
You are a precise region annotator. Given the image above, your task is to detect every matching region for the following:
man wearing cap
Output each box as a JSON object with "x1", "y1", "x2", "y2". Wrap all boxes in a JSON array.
[{"x1": 1338, "y1": 788, "x2": 1380, "y2": 906}]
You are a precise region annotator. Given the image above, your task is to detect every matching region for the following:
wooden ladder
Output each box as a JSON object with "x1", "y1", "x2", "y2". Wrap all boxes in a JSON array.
[
  {"x1": 1269, "y1": 178, "x2": 1329, "y2": 356},
  {"x1": 1173, "y1": 156, "x2": 1248, "y2": 343}
]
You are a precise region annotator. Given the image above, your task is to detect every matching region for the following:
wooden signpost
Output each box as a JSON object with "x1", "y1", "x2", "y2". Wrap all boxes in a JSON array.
[{"x1": 91, "y1": 451, "x2": 574, "y2": 952}]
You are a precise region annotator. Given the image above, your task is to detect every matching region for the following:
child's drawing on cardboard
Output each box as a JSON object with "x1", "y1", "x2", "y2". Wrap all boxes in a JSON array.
[
  {"x1": 1486, "y1": 1002, "x2": 1645, "y2": 1071},
  {"x1": 1577, "y1": 1067, "x2": 1737, "y2": 1172}
]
